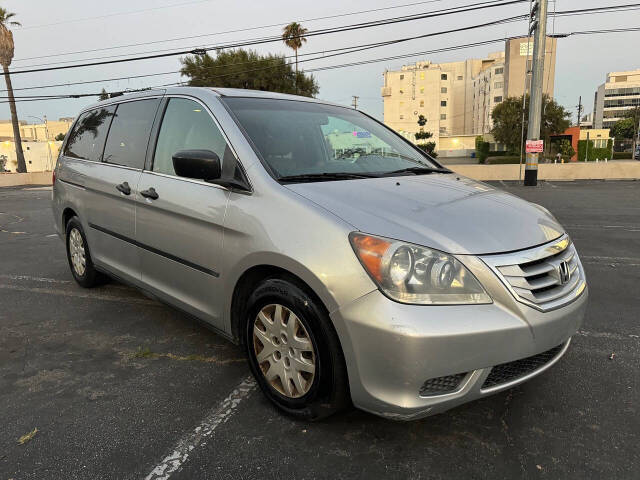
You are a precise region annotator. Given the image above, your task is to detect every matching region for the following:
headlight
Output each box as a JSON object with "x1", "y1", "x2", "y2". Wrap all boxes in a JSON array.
[{"x1": 350, "y1": 232, "x2": 492, "y2": 305}]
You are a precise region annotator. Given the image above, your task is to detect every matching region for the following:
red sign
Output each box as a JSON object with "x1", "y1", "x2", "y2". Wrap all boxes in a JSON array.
[{"x1": 526, "y1": 140, "x2": 544, "y2": 153}]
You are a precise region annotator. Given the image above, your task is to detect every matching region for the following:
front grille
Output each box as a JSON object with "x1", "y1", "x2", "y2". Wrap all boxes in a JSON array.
[
  {"x1": 419, "y1": 373, "x2": 467, "y2": 396},
  {"x1": 481, "y1": 343, "x2": 564, "y2": 389},
  {"x1": 482, "y1": 236, "x2": 586, "y2": 311}
]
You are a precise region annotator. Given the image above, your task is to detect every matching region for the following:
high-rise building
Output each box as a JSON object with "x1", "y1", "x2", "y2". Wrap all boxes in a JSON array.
[
  {"x1": 381, "y1": 36, "x2": 557, "y2": 146},
  {"x1": 593, "y1": 69, "x2": 640, "y2": 129}
]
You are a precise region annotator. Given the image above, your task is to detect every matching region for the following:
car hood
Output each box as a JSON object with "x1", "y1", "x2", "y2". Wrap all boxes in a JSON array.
[{"x1": 285, "y1": 174, "x2": 564, "y2": 255}]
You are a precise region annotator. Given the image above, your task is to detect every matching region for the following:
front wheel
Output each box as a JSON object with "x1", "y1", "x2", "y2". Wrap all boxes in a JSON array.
[{"x1": 244, "y1": 277, "x2": 350, "y2": 420}]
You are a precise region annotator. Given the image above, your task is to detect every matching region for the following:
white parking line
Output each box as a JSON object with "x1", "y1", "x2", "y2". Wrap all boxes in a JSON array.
[
  {"x1": 0, "y1": 274, "x2": 71, "y2": 284},
  {"x1": 0, "y1": 284, "x2": 159, "y2": 305},
  {"x1": 144, "y1": 376, "x2": 256, "y2": 480}
]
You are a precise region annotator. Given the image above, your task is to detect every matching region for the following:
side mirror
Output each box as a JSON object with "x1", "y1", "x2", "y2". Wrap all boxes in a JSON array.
[{"x1": 172, "y1": 149, "x2": 221, "y2": 181}]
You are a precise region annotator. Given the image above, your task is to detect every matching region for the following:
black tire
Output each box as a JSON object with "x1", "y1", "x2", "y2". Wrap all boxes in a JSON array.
[
  {"x1": 65, "y1": 216, "x2": 106, "y2": 288},
  {"x1": 244, "y1": 277, "x2": 351, "y2": 420}
]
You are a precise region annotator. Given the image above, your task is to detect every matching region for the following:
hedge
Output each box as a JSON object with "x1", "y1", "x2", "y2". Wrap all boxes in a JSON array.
[
  {"x1": 577, "y1": 139, "x2": 614, "y2": 161},
  {"x1": 613, "y1": 151, "x2": 632, "y2": 160}
]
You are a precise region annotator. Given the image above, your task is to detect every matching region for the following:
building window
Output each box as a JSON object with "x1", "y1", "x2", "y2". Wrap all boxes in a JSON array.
[
  {"x1": 399, "y1": 89, "x2": 404, "y2": 94},
  {"x1": 420, "y1": 87, "x2": 424, "y2": 94},
  {"x1": 441, "y1": 73, "x2": 448, "y2": 80},
  {"x1": 495, "y1": 67, "x2": 504, "y2": 74},
  {"x1": 494, "y1": 81, "x2": 503, "y2": 89},
  {"x1": 440, "y1": 114, "x2": 446, "y2": 120},
  {"x1": 399, "y1": 115, "x2": 404, "y2": 120},
  {"x1": 420, "y1": 72, "x2": 425, "y2": 80},
  {"x1": 441, "y1": 100, "x2": 447, "y2": 107},
  {"x1": 494, "y1": 96, "x2": 502, "y2": 103},
  {"x1": 400, "y1": 74, "x2": 404, "y2": 80},
  {"x1": 419, "y1": 100, "x2": 424, "y2": 107},
  {"x1": 457, "y1": 75, "x2": 463, "y2": 80},
  {"x1": 441, "y1": 87, "x2": 447, "y2": 93},
  {"x1": 439, "y1": 127, "x2": 447, "y2": 134}
]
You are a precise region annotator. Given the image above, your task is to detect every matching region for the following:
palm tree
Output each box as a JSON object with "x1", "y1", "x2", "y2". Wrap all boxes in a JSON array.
[
  {"x1": 0, "y1": 8, "x2": 26, "y2": 173},
  {"x1": 281, "y1": 22, "x2": 308, "y2": 78}
]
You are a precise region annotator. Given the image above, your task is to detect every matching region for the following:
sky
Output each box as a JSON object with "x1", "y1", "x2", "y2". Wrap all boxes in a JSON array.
[{"x1": 2, "y1": 0, "x2": 639, "y2": 125}]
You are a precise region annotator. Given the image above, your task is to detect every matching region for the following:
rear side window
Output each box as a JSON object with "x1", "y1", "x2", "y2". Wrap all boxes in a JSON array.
[
  {"x1": 64, "y1": 106, "x2": 115, "y2": 161},
  {"x1": 103, "y1": 98, "x2": 160, "y2": 169},
  {"x1": 152, "y1": 98, "x2": 230, "y2": 176}
]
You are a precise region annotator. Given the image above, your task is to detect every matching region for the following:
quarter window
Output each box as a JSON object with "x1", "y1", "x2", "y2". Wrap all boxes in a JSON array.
[
  {"x1": 103, "y1": 99, "x2": 160, "y2": 169},
  {"x1": 153, "y1": 98, "x2": 231, "y2": 176},
  {"x1": 64, "y1": 106, "x2": 115, "y2": 161}
]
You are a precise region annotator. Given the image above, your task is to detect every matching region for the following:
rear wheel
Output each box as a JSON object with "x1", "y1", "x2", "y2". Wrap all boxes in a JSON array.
[
  {"x1": 244, "y1": 277, "x2": 350, "y2": 420},
  {"x1": 65, "y1": 217, "x2": 105, "y2": 288}
]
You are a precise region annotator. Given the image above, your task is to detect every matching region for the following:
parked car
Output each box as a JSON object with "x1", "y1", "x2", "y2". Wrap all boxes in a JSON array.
[{"x1": 52, "y1": 88, "x2": 588, "y2": 420}]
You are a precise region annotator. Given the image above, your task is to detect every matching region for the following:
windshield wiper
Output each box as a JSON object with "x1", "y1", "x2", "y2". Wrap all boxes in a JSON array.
[
  {"x1": 278, "y1": 172, "x2": 378, "y2": 183},
  {"x1": 384, "y1": 166, "x2": 450, "y2": 176}
]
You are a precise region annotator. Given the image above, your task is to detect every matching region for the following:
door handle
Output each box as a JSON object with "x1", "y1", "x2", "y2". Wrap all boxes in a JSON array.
[
  {"x1": 140, "y1": 187, "x2": 159, "y2": 200},
  {"x1": 116, "y1": 181, "x2": 131, "y2": 195}
]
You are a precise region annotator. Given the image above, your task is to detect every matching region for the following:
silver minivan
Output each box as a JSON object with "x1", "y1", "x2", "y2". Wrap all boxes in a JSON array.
[{"x1": 52, "y1": 87, "x2": 588, "y2": 420}]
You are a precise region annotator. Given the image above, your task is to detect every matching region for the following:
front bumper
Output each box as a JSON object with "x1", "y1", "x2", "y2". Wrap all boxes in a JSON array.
[{"x1": 330, "y1": 278, "x2": 588, "y2": 421}]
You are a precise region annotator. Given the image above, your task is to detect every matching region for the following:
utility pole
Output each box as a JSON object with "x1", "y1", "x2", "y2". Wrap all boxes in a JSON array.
[
  {"x1": 351, "y1": 96, "x2": 359, "y2": 109},
  {"x1": 524, "y1": 0, "x2": 548, "y2": 186},
  {"x1": 576, "y1": 96, "x2": 582, "y2": 127}
]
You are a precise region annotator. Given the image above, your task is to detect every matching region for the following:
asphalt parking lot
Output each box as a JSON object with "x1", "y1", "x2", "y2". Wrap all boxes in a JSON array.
[{"x1": 1, "y1": 180, "x2": 639, "y2": 479}]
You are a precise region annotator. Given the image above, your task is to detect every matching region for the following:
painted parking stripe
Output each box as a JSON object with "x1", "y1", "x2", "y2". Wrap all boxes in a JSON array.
[
  {"x1": 144, "y1": 376, "x2": 256, "y2": 480},
  {"x1": 0, "y1": 284, "x2": 159, "y2": 305}
]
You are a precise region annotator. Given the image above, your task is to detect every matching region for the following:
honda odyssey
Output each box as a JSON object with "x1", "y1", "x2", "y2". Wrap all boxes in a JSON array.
[{"x1": 52, "y1": 87, "x2": 588, "y2": 420}]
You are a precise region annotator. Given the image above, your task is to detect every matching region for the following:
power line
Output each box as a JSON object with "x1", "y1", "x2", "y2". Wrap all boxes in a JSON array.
[
  {"x1": 12, "y1": 0, "x2": 450, "y2": 61},
  {"x1": 16, "y1": 0, "x2": 217, "y2": 31},
  {"x1": 3, "y1": 23, "x2": 638, "y2": 104},
  {"x1": 10, "y1": 1, "x2": 638, "y2": 76},
  {"x1": 8, "y1": 0, "x2": 529, "y2": 74}
]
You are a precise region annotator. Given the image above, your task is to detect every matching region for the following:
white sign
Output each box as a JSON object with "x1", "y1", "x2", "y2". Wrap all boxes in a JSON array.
[
  {"x1": 526, "y1": 139, "x2": 544, "y2": 153},
  {"x1": 519, "y1": 42, "x2": 534, "y2": 56}
]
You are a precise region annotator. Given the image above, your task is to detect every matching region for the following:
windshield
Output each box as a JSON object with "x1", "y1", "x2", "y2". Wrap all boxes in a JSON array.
[{"x1": 223, "y1": 97, "x2": 442, "y2": 180}]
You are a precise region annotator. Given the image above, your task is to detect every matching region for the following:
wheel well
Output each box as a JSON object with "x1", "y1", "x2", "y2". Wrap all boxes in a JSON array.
[
  {"x1": 230, "y1": 265, "x2": 328, "y2": 344},
  {"x1": 62, "y1": 207, "x2": 77, "y2": 229}
]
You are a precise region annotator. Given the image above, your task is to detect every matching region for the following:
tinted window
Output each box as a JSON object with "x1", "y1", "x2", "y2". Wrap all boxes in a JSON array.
[
  {"x1": 224, "y1": 98, "x2": 438, "y2": 178},
  {"x1": 153, "y1": 98, "x2": 229, "y2": 176},
  {"x1": 103, "y1": 98, "x2": 160, "y2": 169},
  {"x1": 64, "y1": 106, "x2": 115, "y2": 161}
]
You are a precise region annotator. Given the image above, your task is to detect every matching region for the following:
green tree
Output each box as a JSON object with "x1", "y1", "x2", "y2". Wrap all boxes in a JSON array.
[
  {"x1": 181, "y1": 49, "x2": 318, "y2": 97},
  {"x1": 99, "y1": 88, "x2": 109, "y2": 101},
  {"x1": 414, "y1": 116, "x2": 436, "y2": 156},
  {"x1": 281, "y1": 22, "x2": 308, "y2": 77},
  {"x1": 0, "y1": 8, "x2": 26, "y2": 173},
  {"x1": 491, "y1": 94, "x2": 571, "y2": 154},
  {"x1": 558, "y1": 139, "x2": 575, "y2": 160},
  {"x1": 611, "y1": 107, "x2": 640, "y2": 139},
  {"x1": 55, "y1": 132, "x2": 66, "y2": 141}
]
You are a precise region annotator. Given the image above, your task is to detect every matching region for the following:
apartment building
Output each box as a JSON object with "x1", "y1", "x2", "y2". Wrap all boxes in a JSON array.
[
  {"x1": 593, "y1": 69, "x2": 640, "y2": 129},
  {"x1": 381, "y1": 36, "x2": 557, "y2": 148}
]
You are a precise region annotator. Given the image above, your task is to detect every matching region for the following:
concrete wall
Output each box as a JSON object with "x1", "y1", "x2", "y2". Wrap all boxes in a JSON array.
[
  {"x1": 449, "y1": 161, "x2": 640, "y2": 181},
  {"x1": 0, "y1": 171, "x2": 53, "y2": 187}
]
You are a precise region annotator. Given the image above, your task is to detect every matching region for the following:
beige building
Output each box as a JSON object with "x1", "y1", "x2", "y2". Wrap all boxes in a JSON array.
[
  {"x1": 593, "y1": 69, "x2": 640, "y2": 129},
  {"x1": 0, "y1": 117, "x2": 73, "y2": 142},
  {"x1": 0, "y1": 140, "x2": 61, "y2": 172},
  {"x1": 382, "y1": 36, "x2": 557, "y2": 151}
]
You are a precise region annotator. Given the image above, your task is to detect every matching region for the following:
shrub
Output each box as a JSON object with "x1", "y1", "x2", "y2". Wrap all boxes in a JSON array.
[{"x1": 577, "y1": 139, "x2": 614, "y2": 161}]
